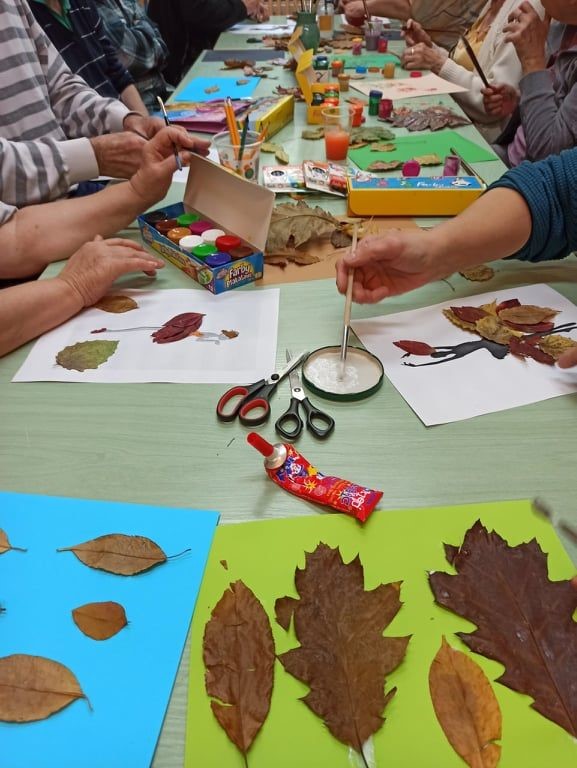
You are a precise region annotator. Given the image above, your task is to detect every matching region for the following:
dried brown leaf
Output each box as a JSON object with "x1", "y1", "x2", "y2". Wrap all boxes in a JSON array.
[
  {"x1": 537, "y1": 334, "x2": 577, "y2": 360},
  {"x1": 443, "y1": 308, "x2": 477, "y2": 332},
  {"x1": 261, "y1": 142, "x2": 281, "y2": 154},
  {"x1": 204, "y1": 581, "x2": 274, "y2": 758},
  {"x1": 414, "y1": 153, "x2": 442, "y2": 166},
  {"x1": 499, "y1": 305, "x2": 558, "y2": 325},
  {"x1": 93, "y1": 295, "x2": 138, "y2": 313},
  {"x1": 278, "y1": 544, "x2": 410, "y2": 757},
  {"x1": 475, "y1": 316, "x2": 518, "y2": 345},
  {"x1": 0, "y1": 654, "x2": 85, "y2": 722},
  {"x1": 0, "y1": 529, "x2": 26, "y2": 555},
  {"x1": 57, "y1": 533, "x2": 167, "y2": 575},
  {"x1": 370, "y1": 143, "x2": 396, "y2": 152},
  {"x1": 266, "y1": 201, "x2": 339, "y2": 254},
  {"x1": 367, "y1": 161, "x2": 403, "y2": 172},
  {"x1": 460, "y1": 265, "x2": 495, "y2": 282},
  {"x1": 430, "y1": 638, "x2": 501, "y2": 768},
  {"x1": 72, "y1": 601, "x2": 127, "y2": 640},
  {"x1": 430, "y1": 521, "x2": 577, "y2": 736},
  {"x1": 204, "y1": 85, "x2": 219, "y2": 94},
  {"x1": 330, "y1": 228, "x2": 352, "y2": 249},
  {"x1": 275, "y1": 147, "x2": 290, "y2": 165},
  {"x1": 223, "y1": 59, "x2": 255, "y2": 69},
  {"x1": 301, "y1": 127, "x2": 325, "y2": 140},
  {"x1": 221, "y1": 329, "x2": 239, "y2": 339}
]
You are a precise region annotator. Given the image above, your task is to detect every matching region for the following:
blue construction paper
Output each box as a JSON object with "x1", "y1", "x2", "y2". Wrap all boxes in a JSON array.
[
  {"x1": 0, "y1": 492, "x2": 219, "y2": 768},
  {"x1": 173, "y1": 76, "x2": 260, "y2": 103}
]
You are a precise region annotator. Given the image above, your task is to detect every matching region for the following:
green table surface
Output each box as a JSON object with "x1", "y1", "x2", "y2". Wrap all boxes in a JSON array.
[{"x1": 1, "y1": 17, "x2": 576, "y2": 768}]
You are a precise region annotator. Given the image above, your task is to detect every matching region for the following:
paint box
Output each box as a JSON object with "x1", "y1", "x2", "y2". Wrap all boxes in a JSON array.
[
  {"x1": 138, "y1": 154, "x2": 274, "y2": 294},
  {"x1": 347, "y1": 174, "x2": 486, "y2": 216},
  {"x1": 247, "y1": 95, "x2": 295, "y2": 139},
  {"x1": 289, "y1": 28, "x2": 340, "y2": 124}
]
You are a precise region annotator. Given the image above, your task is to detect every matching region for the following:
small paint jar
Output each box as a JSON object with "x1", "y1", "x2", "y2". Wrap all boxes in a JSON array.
[
  {"x1": 177, "y1": 212, "x2": 200, "y2": 227},
  {"x1": 338, "y1": 73, "x2": 350, "y2": 92},
  {"x1": 331, "y1": 60, "x2": 343, "y2": 78},
  {"x1": 311, "y1": 91, "x2": 325, "y2": 106},
  {"x1": 355, "y1": 65, "x2": 367, "y2": 75},
  {"x1": 167, "y1": 227, "x2": 192, "y2": 244},
  {"x1": 229, "y1": 245, "x2": 254, "y2": 260},
  {"x1": 202, "y1": 228, "x2": 226, "y2": 245},
  {"x1": 215, "y1": 234, "x2": 241, "y2": 252},
  {"x1": 378, "y1": 98, "x2": 393, "y2": 120},
  {"x1": 443, "y1": 155, "x2": 461, "y2": 177},
  {"x1": 402, "y1": 160, "x2": 421, "y2": 177},
  {"x1": 205, "y1": 251, "x2": 232, "y2": 268},
  {"x1": 314, "y1": 55, "x2": 329, "y2": 70},
  {"x1": 364, "y1": 24, "x2": 380, "y2": 51},
  {"x1": 352, "y1": 41, "x2": 363, "y2": 56},
  {"x1": 378, "y1": 36, "x2": 388, "y2": 53},
  {"x1": 155, "y1": 218, "x2": 178, "y2": 235},
  {"x1": 178, "y1": 234, "x2": 203, "y2": 251},
  {"x1": 368, "y1": 89, "x2": 383, "y2": 117},
  {"x1": 144, "y1": 210, "x2": 168, "y2": 225},
  {"x1": 383, "y1": 62, "x2": 395, "y2": 78},
  {"x1": 410, "y1": 71, "x2": 422, "y2": 78},
  {"x1": 368, "y1": 66, "x2": 380, "y2": 74},
  {"x1": 189, "y1": 220, "x2": 214, "y2": 236},
  {"x1": 192, "y1": 244, "x2": 218, "y2": 260},
  {"x1": 324, "y1": 85, "x2": 339, "y2": 98},
  {"x1": 351, "y1": 102, "x2": 364, "y2": 127},
  {"x1": 324, "y1": 97, "x2": 339, "y2": 107}
]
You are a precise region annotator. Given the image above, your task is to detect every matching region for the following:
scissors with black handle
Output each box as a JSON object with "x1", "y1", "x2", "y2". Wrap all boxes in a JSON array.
[
  {"x1": 275, "y1": 350, "x2": 335, "y2": 441},
  {"x1": 216, "y1": 350, "x2": 308, "y2": 427}
]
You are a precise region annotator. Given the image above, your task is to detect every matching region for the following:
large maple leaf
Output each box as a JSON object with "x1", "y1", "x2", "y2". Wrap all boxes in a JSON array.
[
  {"x1": 276, "y1": 543, "x2": 410, "y2": 762},
  {"x1": 430, "y1": 521, "x2": 577, "y2": 736}
]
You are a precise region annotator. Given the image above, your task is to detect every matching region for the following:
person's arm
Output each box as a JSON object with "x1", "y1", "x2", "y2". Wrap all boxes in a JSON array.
[
  {"x1": 336, "y1": 149, "x2": 577, "y2": 303},
  {"x1": 519, "y1": 71, "x2": 577, "y2": 161},
  {"x1": 0, "y1": 127, "x2": 209, "y2": 279},
  {"x1": 0, "y1": 238, "x2": 164, "y2": 358},
  {"x1": 119, "y1": 83, "x2": 148, "y2": 115},
  {"x1": 177, "y1": 0, "x2": 248, "y2": 31}
]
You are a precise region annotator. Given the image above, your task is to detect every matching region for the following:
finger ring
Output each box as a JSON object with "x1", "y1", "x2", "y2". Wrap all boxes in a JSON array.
[{"x1": 411, "y1": 47, "x2": 414, "y2": 55}]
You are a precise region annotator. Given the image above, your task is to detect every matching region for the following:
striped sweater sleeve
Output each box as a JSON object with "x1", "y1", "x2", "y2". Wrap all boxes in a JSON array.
[{"x1": 488, "y1": 148, "x2": 577, "y2": 262}]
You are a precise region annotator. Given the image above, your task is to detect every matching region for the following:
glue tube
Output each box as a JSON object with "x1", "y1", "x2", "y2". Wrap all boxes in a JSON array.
[{"x1": 247, "y1": 433, "x2": 383, "y2": 523}]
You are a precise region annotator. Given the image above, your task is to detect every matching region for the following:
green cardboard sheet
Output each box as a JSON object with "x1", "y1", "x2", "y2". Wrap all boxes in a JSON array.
[
  {"x1": 185, "y1": 500, "x2": 577, "y2": 768},
  {"x1": 349, "y1": 129, "x2": 496, "y2": 171}
]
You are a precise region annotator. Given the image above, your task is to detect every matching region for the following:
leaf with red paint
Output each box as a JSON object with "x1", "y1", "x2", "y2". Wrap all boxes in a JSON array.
[
  {"x1": 502, "y1": 320, "x2": 555, "y2": 334},
  {"x1": 498, "y1": 305, "x2": 558, "y2": 325},
  {"x1": 450, "y1": 306, "x2": 488, "y2": 324},
  {"x1": 508, "y1": 338, "x2": 555, "y2": 365},
  {"x1": 429, "y1": 521, "x2": 577, "y2": 736},
  {"x1": 496, "y1": 298, "x2": 521, "y2": 314},
  {"x1": 394, "y1": 340, "x2": 436, "y2": 356},
  {"x1": 277, "y1": 544, "x2": 410, "y2": 762},
  {"x1": 151, "y1": 312, "x2": 205, "y2": 344}
]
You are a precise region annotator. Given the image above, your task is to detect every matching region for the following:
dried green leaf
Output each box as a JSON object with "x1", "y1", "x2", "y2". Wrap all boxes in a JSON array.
[
  {"x1": 414, "y1": 153, "x2": 442, "y2": 166},
  {"x1": 261, "y1": 142, "x2": 281, "y2": 153},
  {"x1": 370, "y1": 143, "x2": 396, "y2": 152},
  {"x1": 275, "y1": 147, "x2": 290, "y2": 165},
  {"x1": 72, "y1": 601, "x2": 127, "y2": 640},
  {"x1": 301, "y1": 127, "x2": 325, "y2": 140},
  {"x1": 278, "y1": 544, "x2": 410, "y2": 758},
  {"x1": 367, "y1": 161, "x2": 403, "y2": 172},
  {"x1": 350, "y1": 126, "x2": 395, "y2": 144},
  {"x1": 499, "y1": 305, "x2": 558, "y2": 325},
  {"x1": 56, "y1": 340, "x2": 119, "y2": 372},
  {"x1": 0, "y1": 529, "x2": 26, "y2": 555},
  {"x1": 57, "y1": 533, "x2": 167, "y2": 575},
  {"x1": 93, "y1": 295, "x2": 138, "y2": 313},
  {"x1": 460, "y1": 265, "x2": 495, "y2": 282},
  {"x1": 266, "y1": 200, "x2": 340, "y2": 254},
  {"x1": 0, "y1": 654, "x2": 85, "y2": 722},
  {"x1": 537, "y1": 334, "x2": 577, "y2": 360},
  {"x1": 475, "y1": 316, "x2": 518, "y2": 345},
  {"x1": 204, "y1": 581, "x2": 274, "y2": 759},
  {"x1": 430, "y1": 638, "x2": 501, "y2": 768}
]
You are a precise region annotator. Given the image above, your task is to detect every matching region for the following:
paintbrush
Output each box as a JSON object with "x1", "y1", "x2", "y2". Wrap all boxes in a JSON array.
[
  {"x1": 361, "y1": 0, "x2": 371, "y2": 22},
  {"x1": 449, "y1": 146, "x2": 487, "y2": 188},
  {"x1": 156, "y1": 96, "x2": 183, "y2": 172},
  {"x1": 459, "y1": 34, "x2": 490, "y2": 88},
  {"x1": 238, "y1": 116, "x2": 249, "y2": 164},
  {"x1": 339, "y1": 224, "x2": 358, "y2": 380}
]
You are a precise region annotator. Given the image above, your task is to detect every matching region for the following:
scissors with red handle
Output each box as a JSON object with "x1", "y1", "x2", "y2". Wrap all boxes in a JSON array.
[{"x1": 216, "y1": 350, "x2": 308, "y2": 426}]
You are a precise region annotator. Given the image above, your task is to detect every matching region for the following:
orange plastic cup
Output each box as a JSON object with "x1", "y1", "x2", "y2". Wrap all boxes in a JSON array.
[{"x1": 322, "y1": 106, "x2": 354, "y2": 162}]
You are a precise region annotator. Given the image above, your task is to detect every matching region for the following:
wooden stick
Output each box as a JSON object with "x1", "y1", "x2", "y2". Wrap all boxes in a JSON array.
[
  {"x1": 459, "y1": 34, "x2": 490, "y2": 88},
  {"x1": 361, "y1": 0, "x2": 371, "y2": 22},
  {"x1": 338, "y1": 224, "x2": 358, "y2": 379}
]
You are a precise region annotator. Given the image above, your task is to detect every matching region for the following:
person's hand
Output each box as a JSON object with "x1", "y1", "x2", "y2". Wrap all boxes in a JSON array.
[
  {"x1": 335, "y1": 230, "x2": 446, "y2": 303},
  {"x1": 503, "y1": 2, "x2": 550, "y2": 74},
  {"x1": 242, "y1": 0, "x2": 264, "y2": 19},
  {"x1": 342, "y1": 0, "x2": 366, "y2": 26},
  {"x1": 402, "y1": 42, "x2": 445, "y2": 72},
  {"x1": 90, "y1": 132, "x2": 147, "y2": 179},
  {"x1": 558, "y1": 347, "x2": 577, "y2": 369},
  {"x1": 129, "y1": 126, "x2": 210, "y2": 207},
  {"x1": 403, "y1": 18, "x2": 433, "y2": 47},
  {"x1": 482, "y1": 83, "x2": 519, "y2": 117},
  {"x1": 254, "y1": 2, "x2": 270, "y2": 21},
  {"x1": 57, "y1": 236, "x2": 164, "y2": 308},
  {"x1": 123, "y1": 113, "x2": 166, "y2": 139}
]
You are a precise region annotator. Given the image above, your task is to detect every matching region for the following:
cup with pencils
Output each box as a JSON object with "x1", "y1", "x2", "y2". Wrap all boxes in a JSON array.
[{"x1": 212, "y1": 98, "x2": 264, "y2": 182}]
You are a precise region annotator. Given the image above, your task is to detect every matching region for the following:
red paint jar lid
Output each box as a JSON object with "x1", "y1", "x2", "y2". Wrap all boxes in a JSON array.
[
  {"x1": 410, "y1": 71, "x2": 423, "y2": 77},
  {"x1": 215, "y1": 235, "x2": 241, "y2": 252}
]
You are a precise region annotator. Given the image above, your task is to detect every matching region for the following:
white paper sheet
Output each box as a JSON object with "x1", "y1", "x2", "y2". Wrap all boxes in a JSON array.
[
  {"x1": 351, "y1": 284, "x2": 577, "y2": 426},
  {"x1": 228, "y1": 21, "x2": 295, "y2": 36},
  {"x1": 351, "y1": 72, "x2": 468, "y2": 100},
  {"x1": 14, "y1": 288, "x2": 279, "y2": 384}
]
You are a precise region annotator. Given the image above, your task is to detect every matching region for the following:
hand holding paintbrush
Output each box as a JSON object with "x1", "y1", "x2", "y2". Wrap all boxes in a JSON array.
[
  {"x1": 156, "y1": 96, "x2": 183, "y2": 171},
  {"x1": 339, "y1": 224, "x2": 358, "y2": 380}
]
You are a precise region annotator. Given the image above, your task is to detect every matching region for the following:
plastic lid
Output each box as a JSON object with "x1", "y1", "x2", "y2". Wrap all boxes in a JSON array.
[
  {"x1": 402, "y1": 160, "x2": 421, "y2": 177},
  {"x1": 201, "y1": 228, "x2": 226, "y2": 245},
  {"x1": 410, "y1": 71, "x2": 423, "y2": 77},
  {"x1": 205, "y1": 251, "x2": 232, "y2": 268},
  {"x1": 144, "y1": 211, "x2": 168, "y2": 224},
  {"x1": 192, "y1": 244, "x2": 218, "y2": 259},
  {"x1": 178, "y1": 234, "x2": 203, "y2": 250},
  {"x1": 177, "y1": 212, "x2": 200, "y2": 226},
  {"x1": 369, "y1": 89, "x2": 383, "y2": 98},
  {"x1": 167, "y1": 227, "x2": 191, "y2": 242},
  {"x1": 215, "y1": 235, "x2": 241, "y2": 252},
  {"x1": 189, "y1": 220, "x2": 214, "y2": 235}
]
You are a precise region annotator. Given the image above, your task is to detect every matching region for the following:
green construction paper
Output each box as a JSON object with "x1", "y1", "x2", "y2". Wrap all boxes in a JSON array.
[
  {"x1": 185, "y1": 500, "x2": 577, "y2": 768},
  {"x1": 332, "y1": 53, "x2": 398, "y2": 69},
  {"x1": 349, "y1": 129, "x2": 495, "y2": 170}
]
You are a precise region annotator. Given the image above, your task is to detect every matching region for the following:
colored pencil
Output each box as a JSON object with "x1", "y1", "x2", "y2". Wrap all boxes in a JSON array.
[
  {"x1": 225, "y1": 97, "x2": 241, "y2": 146},
  {"x1": 339, "y1": 224, "x2": 358, "y2": 380},
  {"x1": 156, "y1": 96, "x2": 182, "y2": 172},
  {"x1": 449, "y1": 146, "x2": 487, "y2": 187},
  {"x1": 238, "y1": 117, "x2": 249, "y2": 164},
  {"x1": 459, "y1": 34, "x2": 490, "y2": 88}
]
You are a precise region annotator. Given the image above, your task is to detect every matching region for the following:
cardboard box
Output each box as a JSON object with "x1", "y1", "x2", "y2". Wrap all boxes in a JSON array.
[
  {"x1": 347, "y1": 174, "x2": 486, "y2": 217},
  {"x1": 138, "y1": 155, "x2": 275, "y2": 294},
  {"x1": 248, "y1": 95, "x2": 295, "y2": 139},
  {"x1": 289, "y1": 29, "x2": 340, "y2": 124}
]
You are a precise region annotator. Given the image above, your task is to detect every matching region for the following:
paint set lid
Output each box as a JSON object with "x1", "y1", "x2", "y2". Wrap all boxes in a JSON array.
[{"x1": 302, "y1": 346, "x2": 384, "y2": 402}]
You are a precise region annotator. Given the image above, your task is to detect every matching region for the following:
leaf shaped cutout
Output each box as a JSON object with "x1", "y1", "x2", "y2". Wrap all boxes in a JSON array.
[
  {"x1": 430, "y1": 638, "x2": 501, "y2": 768},
  {"x1": 56, "y1": 340, "x2": 119, "y2": 371},
  {"x1": 0, "y1": 654, "x2": 85, "y2": 722},
  {"x1": 72, "y1": 601, "x2": 127, "y2": 640},
  {"x1": 278, "y1": 543, "x2": 410, "y2": 757},
  {"x1": 429, "y1": 521, "x2": 577, "y2": 736},
  {"x1": 0, "y1": 528, "x2": 26, "y2": 555},
  {"x1": 93, "y1": 295, "x2": 138, "y2": 313},
  {"x1": 58, "y1": 533, "x2": 166, "y2": 575},
  {"x1": 203, "y1": 581, "x2": 274, "y2": 758}
]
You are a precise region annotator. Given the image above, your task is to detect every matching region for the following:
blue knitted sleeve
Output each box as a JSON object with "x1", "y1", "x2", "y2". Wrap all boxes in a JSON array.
[{"x1": 488, "y1": 148, "x2": 577, "y2": 262}]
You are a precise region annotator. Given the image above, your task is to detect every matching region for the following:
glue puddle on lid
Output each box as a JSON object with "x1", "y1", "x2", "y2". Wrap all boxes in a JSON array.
[{"x1": 304, "y1": 347, "x2": 382, "y2": 396}]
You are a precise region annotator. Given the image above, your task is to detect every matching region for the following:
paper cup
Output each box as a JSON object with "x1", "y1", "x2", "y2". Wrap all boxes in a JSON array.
[{"x1": 212, "y1": 130, "x2": 263, "y2": 182}]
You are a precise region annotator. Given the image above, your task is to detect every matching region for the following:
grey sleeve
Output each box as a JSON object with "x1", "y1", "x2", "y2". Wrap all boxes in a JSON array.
[{"x1": 519, "y1": 70, "x2": 577, "y2": 161}]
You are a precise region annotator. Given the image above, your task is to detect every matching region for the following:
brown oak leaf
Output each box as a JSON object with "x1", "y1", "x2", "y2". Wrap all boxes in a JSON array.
[
  {"x1": 498, "y1": 305, "x2": 558, "y2": 325},
  {"x1": 93, "y1": 295, "x2": 138, "y2": 313},
  {"x1": 430, "y1": 521, "x2": 577, "y2": 736},
  {"x1": 57, "y1": 533, "x2": 167, "y2": 575},
  {"x1": 277, "y1": 544, "x2": 410, "y2": 760}
]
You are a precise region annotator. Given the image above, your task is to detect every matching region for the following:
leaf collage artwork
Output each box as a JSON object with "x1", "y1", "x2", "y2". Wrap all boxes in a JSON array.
[{"x1": 185, "y1": 502, "x2": 577, "y2": 768}]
